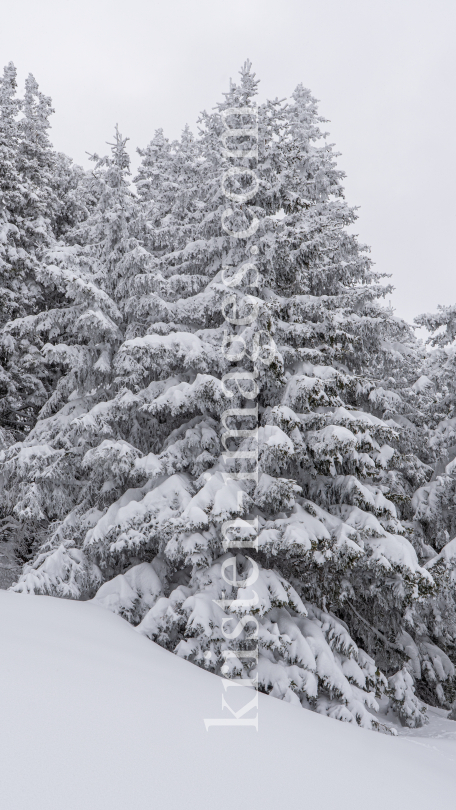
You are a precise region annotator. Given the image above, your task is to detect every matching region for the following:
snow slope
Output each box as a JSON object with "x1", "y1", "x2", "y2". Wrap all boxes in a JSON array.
[{"x1": 0, "y1": 590, "x2": 455, "y2": 810}]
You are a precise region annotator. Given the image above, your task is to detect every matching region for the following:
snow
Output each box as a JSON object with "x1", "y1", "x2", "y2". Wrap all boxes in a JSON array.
[
  {"x1": 426, "y1": 536, "x2": 456, "y2": 568},
  {"x1": 85, "y1": 474, "x2": 193, "y2": 548},
  {"x1": 117, "y1": 331, "x2": 220, "y2": 377},
  {"x1": 1, "y1": 590, "x2": 455, "y2": 810},
  {"x1": 93, "y1": 561, "x2": 163, "y2": 618},
  {"x1": 412, "y1": 375, "x2": 434, "y2": 393}
]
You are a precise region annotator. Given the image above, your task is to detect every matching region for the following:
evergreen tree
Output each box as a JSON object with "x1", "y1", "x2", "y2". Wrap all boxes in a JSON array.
[
  {"x1": 0, "y1": 66, "x2": 98, "y2": 443},
  {"x1": 0, "y1": 67, "x2": 102, "y2": 584},
  {"x1": 399, "y1": 303, "x2": 456, "y2": 708},
  {"x1": 413, "y1": 305, "x2": 456, "y2": 549},
  {"x1": 5, "y1": 65, "x2": 447, "y2": 729},
  {"x1": 1, "y1": 126, "x2": 153, "y2": 587},
  {"x1": 0, "y1": 62, "x2": 22, "y2": 323},
  {"x1": 0, "y1": 64, "x2": 45, "y2": 442}
]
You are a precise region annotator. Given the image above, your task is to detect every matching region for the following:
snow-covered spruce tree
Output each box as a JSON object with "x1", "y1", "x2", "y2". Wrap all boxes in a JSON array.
[
  {"x1": 0, "y1": 126, "x2": 150, "y2": 588},
  {"x1": 0, "y1": 65, "x2": 60, "y2": 583},
  {"x1": 399, "y1": 303, "x2": 456, "y2": 708},
  {"x1": 0, "y1": 64, "x2": 48, "y2": 444},
  {"x1": 412, "y1": 304, "x2": 456, "y2": 550},
  {"x1": 338, "y1": 300, "x2": 456, "y2": 712},
  {"x1": 134, "y1": 124, "x2": 208, "y2": 276},
  {"x1": 8, "y1": 65, "x2": 437, "y2": 729},
  {"x1": 0, "y1": 68, "x2": 102, "y2": 584},
  {"x1": 0, "y1": 67, "x2": 96, "y2": 444}
]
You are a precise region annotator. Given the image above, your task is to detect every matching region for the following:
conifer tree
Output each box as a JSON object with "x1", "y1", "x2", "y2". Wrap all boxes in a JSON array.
[
  {"x1": 1, "y1": 126, "x2": 154, "y2": 587},
  {"x1": 6, "y1": 65, "x2": 446, "y2": 729},
  {"x1": 0, "y1": 66, "x2": 104, "y2": 583},
  {"x1": 0, "y1": 66, "x2": 98, "y2": 441},
  {"x1": 406, "y1": 307, "x2": 456, "y2": 563},
  {"x1": 399, "y1": 304, "x2": 456, "y2": 707},
  {"x1": 0, "y1": 64, "x2": 44, "y2": 442}
]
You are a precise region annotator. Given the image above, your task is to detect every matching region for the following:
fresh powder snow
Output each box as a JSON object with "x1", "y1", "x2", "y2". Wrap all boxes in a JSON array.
[{"x1": 1, "y1": 589, "x2": 455, "y2": 810}]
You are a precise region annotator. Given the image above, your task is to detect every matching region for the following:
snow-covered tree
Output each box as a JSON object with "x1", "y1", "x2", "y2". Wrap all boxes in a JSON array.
[
  {"x1": 0, "y1": 65, "x2": 56, "y2": 580},
  {"x1": 395, "y1": 303, "x2": 456, "y2": 708},
  {"x1": 0, "y1": 66, "x2": 99, "y2": 442},
  {"x1": 412, "y1": 305, "x2": 456, "y2": 548},
  {"x1": 0, "y1": 67, "x2": 105, "y2": 585},
  {"x1": 5, "y1": 64, "x2": 446, "y2": 729},
  {"x1": 0, "y1": 64, "x2": 46, "y2": 442},
  {"x1": 1, "y1": 125, "x2": 155, "y2": 580}
]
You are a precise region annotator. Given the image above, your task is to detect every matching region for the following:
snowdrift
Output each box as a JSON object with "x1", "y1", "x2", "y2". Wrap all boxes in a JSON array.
[{"x1": 0, "y1": 590, "x2": 454, "y2": 810}]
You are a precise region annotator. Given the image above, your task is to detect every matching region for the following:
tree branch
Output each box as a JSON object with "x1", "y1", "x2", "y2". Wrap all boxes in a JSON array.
[{"x1": 345, "y1": 600, "x2": 410, "y2": 660}]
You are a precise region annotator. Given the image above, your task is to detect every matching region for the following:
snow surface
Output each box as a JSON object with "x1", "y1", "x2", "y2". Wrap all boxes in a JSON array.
[{"x1": 1, "y1": 590, "x2": 455, "y2": 810}]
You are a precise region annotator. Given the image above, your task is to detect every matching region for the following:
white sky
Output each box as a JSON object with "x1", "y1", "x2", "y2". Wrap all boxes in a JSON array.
[{"x1": 1, "y1": 0, "x2": 455, "y2": 325}]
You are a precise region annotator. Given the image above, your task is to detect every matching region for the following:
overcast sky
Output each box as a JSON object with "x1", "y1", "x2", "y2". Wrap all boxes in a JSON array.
[{"x1": 1, "y1": 0, "x2": 455, "y2": 326}]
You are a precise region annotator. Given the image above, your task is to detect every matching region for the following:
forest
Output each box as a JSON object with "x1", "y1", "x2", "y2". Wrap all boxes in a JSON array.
[{"x1": 2, "y1": 59, "x2": 456, "y2": 733}]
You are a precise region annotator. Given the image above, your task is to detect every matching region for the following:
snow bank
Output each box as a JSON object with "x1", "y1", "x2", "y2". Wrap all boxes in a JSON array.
[{"x1": 0, "y1": 591, "x2": 455, "y2": 810}]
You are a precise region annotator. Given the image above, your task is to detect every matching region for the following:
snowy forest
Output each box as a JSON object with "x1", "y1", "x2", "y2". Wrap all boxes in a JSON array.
[{"x1": 3, "y1": 58, "x2": 456, "y2": 734}]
